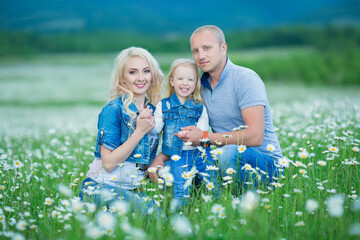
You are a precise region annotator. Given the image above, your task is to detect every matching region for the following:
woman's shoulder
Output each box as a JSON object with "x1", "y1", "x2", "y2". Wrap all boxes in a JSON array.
[
  {"x1": 100, "y1": 97, "x2": 124, "y2": 115},
  {"x1": 108, "y1": 97, "x2": 124, "y2": 105}
]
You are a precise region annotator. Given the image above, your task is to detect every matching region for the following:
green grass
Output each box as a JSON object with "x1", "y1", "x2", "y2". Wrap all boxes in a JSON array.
[
  {"x1": 0, "y1": 52, "x2": 359, "y2": 239},
  {"x1": 0, "y1": 97, "x2": 359, "y2": 239}
]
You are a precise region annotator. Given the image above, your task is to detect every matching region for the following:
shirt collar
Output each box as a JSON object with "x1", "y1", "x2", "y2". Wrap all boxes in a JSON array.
[
  {"x1": 201, "y1": 57, "x2": 231, "y2": 90},
  {"x1": 170, "y1": 93, "x2": 199, "y2": 108},
  {"x1": 145, "y1": 99, "x2": 155, "y2": 111},
  {"x1": 127, "y1": 97, "x2": 155, "y2": 113}
]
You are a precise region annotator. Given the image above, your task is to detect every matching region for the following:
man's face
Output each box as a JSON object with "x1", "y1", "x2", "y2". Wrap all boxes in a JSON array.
[{"x1": 190, "y1": 30, "x2": 227, "y2": 74}]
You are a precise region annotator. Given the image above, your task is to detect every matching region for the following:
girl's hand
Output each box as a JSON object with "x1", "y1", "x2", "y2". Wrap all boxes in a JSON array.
[
  {"x1": 176, "y1": 130, "x2": 190, "y2": 138},
  {"x1": 139, "y1": 106, "x2": 153, "y2": 119},
  {"x1": 175, "y1": 126, "x2": 203, "y2": 145}
]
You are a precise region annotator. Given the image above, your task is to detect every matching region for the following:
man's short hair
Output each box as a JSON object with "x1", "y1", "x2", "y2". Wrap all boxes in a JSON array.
[{"x1": 191, "y1": 25, "x2": 225, "y2": 44}]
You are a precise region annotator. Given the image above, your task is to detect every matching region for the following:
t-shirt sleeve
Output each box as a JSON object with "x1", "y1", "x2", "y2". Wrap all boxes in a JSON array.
[
  {"x1": 150, "y1": 101, "x2": 164, "y2": 135},
  {"x1": 196, "y1": 106, "x2": 210, "y2": 131},
  {"x1": 237, "y1": 72, "x2": 267, "y2": 111},
  {"x1": 97, "y1": 104, "x2": 122, "y2": 151}
]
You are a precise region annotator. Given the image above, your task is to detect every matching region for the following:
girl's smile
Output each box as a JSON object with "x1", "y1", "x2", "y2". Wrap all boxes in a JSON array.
[{"x1": 170, "y1": 65, "x2": 197, "y2": 104}]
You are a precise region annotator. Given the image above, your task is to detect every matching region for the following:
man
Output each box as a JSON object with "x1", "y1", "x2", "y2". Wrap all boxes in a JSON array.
[{"x1": 149, "y1": 25, "x2": 282, "y2": 190}]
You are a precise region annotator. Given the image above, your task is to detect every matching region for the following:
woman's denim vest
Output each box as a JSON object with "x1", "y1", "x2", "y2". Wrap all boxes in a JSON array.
[
  {"x1": 94, "y1": 97, "x2": 158, "y2": 165},
  {"x1": 161, "y1": 94, "x2": 203, "y2": 156}
]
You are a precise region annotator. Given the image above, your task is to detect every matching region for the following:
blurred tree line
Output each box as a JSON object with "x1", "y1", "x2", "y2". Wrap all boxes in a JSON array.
[
  {"x1": 227, "y1": 25, "x2": 360, "y2": 85},
  {"x1": 0, "y1": 25, "x2": 359, "y2": 85}
]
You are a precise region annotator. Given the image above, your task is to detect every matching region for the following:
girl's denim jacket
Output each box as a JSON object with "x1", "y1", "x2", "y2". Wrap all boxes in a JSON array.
[
  {"x1": 161, "y1": 93, "x2": 203, "y2": 156},
  {"x1": 94, "y1": 96, "x2": 158, "y2": 165}
]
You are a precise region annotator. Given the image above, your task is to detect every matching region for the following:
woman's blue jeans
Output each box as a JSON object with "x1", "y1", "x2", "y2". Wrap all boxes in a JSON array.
[
  {"x1": 79, "y1": 178, "x2": 162, "y2": 217},
  {"x1": 217, "y1": 145, "x2": 280, "y2": 194}
]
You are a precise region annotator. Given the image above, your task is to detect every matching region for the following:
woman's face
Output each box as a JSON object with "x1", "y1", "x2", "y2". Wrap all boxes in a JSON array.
[{"x1": 122, "y1": 56, "x2": 152, "y2": 98}]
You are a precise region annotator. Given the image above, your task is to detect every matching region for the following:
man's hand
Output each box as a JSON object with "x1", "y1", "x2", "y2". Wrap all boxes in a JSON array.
[
  {"x1": 148, "y1": 153, "x2": 169, "y2": 183},
  {"x1": 174, "y1": 126, "x2": 203, "y2": 146}
]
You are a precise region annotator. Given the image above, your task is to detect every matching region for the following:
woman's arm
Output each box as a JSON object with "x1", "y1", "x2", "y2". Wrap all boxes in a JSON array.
[
  {"x1": 101, "y1": 114, "x2": 155, "y2": 172},
  {"x1": 148, "y1": 152, "x2": 170, "y2": 183}
]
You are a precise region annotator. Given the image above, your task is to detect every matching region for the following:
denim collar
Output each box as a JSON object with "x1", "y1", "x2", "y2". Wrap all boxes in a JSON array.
[
  {"x1": 126, "y1": 97, "x2": 155, "y2": 113},
  {"x1": 201, "y1": 57, "x2": 230, "y2": 91},
  {"x1": 169, "y1": 93, "x2": 199, "y2": 109}
]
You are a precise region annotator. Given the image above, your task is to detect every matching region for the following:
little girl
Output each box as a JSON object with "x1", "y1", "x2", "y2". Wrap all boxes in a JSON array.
[
  {"x1": 79, "y1": 47, "x2": 163, "y2": 216},
  {"x1": 150, "y1": 59, "x2": 220, "y2": 208}
]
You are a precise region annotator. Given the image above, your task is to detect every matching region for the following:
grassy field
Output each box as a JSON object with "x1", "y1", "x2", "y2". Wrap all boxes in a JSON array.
[{"x1": 0, "y1": 51, "x2": 359, "y2": 239}]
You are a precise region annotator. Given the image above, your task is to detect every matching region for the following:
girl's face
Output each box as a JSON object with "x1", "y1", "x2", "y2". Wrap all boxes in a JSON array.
[
  {"x1": 170, "y1": 65, "x2": 197, "y2": 104},
  {"x1": 123, "y1": 56, "x2": 152, "y2": 98}
]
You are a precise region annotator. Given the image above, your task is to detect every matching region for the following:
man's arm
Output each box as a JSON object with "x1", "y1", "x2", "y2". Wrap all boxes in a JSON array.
[{"x1": 175, "y1": 105, "x2": 265, "y2": 146}]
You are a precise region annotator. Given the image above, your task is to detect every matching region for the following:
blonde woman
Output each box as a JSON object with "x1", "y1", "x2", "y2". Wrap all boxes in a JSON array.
[
  {"x1": 150, "y1": 59, "x2": 220, "y2": 209},
  {"x1": 79, "y1": 47, "x2": 163, "y2": 216}
]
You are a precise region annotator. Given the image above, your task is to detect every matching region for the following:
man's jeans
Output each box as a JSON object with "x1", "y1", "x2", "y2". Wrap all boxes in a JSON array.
[
  {"x1": 218, "y1": 145, "x2": 280, "y2": 194},
  {"x1": 171, "y1": 147, "x2": 221, "y2": 208},
  {"x1": 79, "y1": 178, "x2": 162, "y2": 217}
]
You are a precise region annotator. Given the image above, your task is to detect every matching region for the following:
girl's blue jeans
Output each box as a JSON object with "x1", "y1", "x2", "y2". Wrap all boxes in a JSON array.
[
  {"x1": 217, "y1": 145, "x2": 280, "y2": 194},
  {"x1": 170, "y1": 147, "x2": 221, "y2": 208},
  {"x1": 79, "y1": 178, "x2": 162, "y2": 217}
]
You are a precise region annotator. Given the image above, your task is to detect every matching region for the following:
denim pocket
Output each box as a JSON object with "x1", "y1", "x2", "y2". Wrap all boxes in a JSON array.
[
  {"x1": 163, "y1": 112, "x2": 180, "y2": 120},
  {"x1": 187, "y1": 110, "x2": 202, "y2": 118}
]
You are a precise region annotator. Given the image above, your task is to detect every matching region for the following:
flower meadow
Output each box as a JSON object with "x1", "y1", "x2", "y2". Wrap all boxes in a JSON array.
[
  {"x1": 0, "y1": 53, "x2": 359, "y2": 240},
  {"x1": 0, "y1": 95, "x2": 358, "y2": 240}
]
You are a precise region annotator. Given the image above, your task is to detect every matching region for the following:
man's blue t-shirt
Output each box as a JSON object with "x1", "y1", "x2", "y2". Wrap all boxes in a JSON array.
[{"x1": 201, "y1": 58, "x2": 282, "y2": 159}]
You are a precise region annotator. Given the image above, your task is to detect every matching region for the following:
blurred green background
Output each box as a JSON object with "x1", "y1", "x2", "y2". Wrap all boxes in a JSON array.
[
  {"x1": 0, "y1": 0, "x2": 359, "y2": 136},
  {"x1": 1, "y1": 0, "x2": 360, "y2": 85}
]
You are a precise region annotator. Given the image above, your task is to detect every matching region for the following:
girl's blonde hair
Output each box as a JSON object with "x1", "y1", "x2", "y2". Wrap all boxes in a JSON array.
[
  {"x1": 108, "y1": 47, "x2": 163, "y2": 126},
  {"x1": 165, "y1": 58, "x2": 203, "y2": 104}
]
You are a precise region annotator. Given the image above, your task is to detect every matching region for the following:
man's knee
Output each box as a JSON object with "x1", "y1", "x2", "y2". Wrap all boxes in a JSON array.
[{"x1": 218, "y1": 145, "x2": 239, "y2": 162}]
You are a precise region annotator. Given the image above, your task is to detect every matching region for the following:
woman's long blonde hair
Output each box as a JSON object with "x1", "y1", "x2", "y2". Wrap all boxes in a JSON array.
[
  {"x1": 108, "y1": 47, "x2": 163, "y2": 125},
  {"x1": 164, "y1": 58, "x2": 203, "y2": 103}
]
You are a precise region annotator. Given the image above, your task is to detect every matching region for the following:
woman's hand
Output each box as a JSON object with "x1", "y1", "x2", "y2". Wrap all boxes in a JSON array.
[
  {"x1": 101, "y1": 107, "x2": 155, "y2": 173},
  {"x1": 136, "y1": 112, "x2": 155, "y2": 134},
  {"x1": 148, "y1": 153, "x2": 169, "y2": 183}
]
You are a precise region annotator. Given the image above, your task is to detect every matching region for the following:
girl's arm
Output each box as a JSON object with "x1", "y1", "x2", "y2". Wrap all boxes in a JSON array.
[
  {"x1": 150, "y1": 101, "x2": 164, "y2": 135},
  {"x1": 101, "y1": 114, "x2": 155, "y2": 172},
  {"x1": 196, "y1": 106, "x2": 210, "y2": 132}
]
